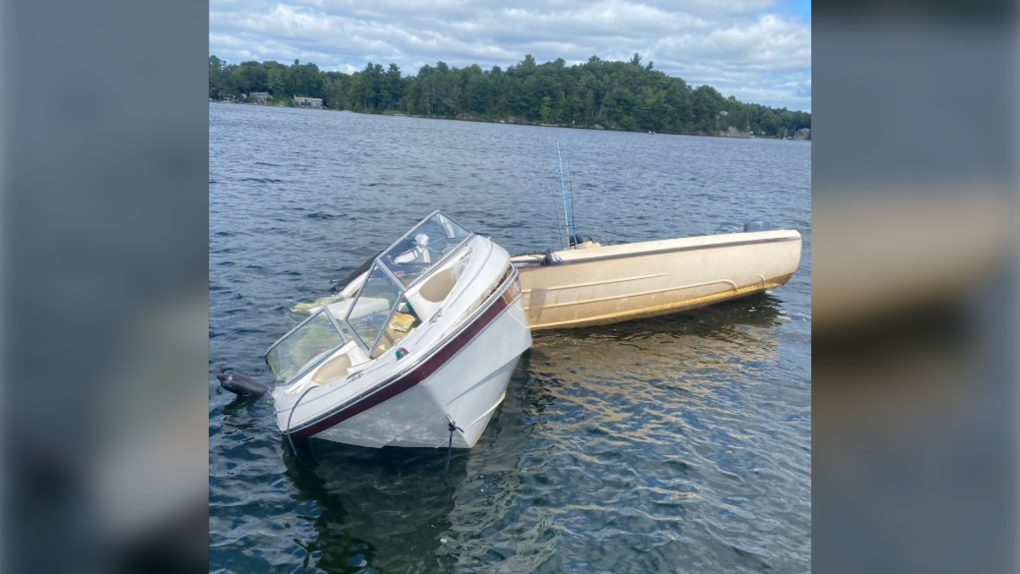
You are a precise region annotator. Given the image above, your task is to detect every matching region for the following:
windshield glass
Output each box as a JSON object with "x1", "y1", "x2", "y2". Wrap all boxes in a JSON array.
[
  {"x1": 266, "y1": 311, "x2": 346, "y2": 381},
  {"x1": 379, "y1": 213, "x2": 471, "y2": 287},
  {"x1": 371, "y1": 294, "x2": 421, "y2": 359},
  {"x1": 345, "y1": 264, "x2": 403, "y2": 349}
]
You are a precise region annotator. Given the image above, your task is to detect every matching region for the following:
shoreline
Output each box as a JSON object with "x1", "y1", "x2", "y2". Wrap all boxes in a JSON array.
[{"x1": 209, "y1": 100, "x2": 811, "y2": 141}]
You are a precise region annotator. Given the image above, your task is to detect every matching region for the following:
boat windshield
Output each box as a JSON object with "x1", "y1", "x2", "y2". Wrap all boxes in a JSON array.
[
  {"x1": 378, "y1": 212, "x2": 471, "y2": 287},
  {"x1": 344, "y1": 264, "x2": 403, "y2": 350},
  {"x1": 266, "y1": 310, "x2": 348, "y2": 382}
]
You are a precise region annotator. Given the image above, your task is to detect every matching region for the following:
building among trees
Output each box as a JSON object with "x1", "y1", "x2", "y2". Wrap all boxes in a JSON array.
[{"x1": 292, "y1": 96, "x2": 323, "y2": 108}]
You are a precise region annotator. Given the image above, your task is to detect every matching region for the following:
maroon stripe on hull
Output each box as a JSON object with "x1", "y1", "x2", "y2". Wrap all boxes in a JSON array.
[{"x1": 292, "y1": 280, "x2": 517, "y2": 438}]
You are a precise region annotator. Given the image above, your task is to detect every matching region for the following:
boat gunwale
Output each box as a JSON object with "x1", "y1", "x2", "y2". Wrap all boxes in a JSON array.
[{"x1": 512, "y1": 231, "x2": 801, "y2": 268}]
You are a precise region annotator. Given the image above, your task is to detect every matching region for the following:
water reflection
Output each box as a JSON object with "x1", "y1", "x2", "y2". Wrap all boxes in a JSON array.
[
  {"x1": 531, "y1": 293, "x2": 787, "y2": 383},
  {"x1": 282, "y1": 438, "x2": 468, "y2": 572},
  {"x1": 435, "y1": 371, "x2": 548, "y2": 573}
]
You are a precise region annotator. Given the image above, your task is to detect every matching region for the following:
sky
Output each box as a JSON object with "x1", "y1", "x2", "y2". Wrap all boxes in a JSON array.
[{"x1": 209, "y1": 0, "x2": 811, "y2": 111}]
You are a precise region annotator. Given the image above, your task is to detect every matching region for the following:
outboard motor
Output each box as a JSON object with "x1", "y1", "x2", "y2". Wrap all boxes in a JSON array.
[
  {"x1": 743, "y1": 215, "x2": 773, "y2": 233},
  {"x1": 217, "y1": 371, "x2": 269, "y2": 397}
]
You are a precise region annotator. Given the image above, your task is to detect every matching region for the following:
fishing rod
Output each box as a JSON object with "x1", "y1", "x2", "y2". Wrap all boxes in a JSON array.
[
  {"x1": 555, "y1": 142, "x2": 579, "y2": 248},
  {"x1": 564, "y1": 152, "x2": 578, "y2": 239},
  {"x1": 544, "y1": 162, "x2": 568, "y2": 249}
]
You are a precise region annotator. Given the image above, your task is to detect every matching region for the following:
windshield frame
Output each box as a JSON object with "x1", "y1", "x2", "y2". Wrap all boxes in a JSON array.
[
  {"x1": 341, "y1": 211, "x2": 475, "y2": 355},
  {"x1": 340, "y1": 262, "x2": 404, "y2": 353},
  {"x1": 375, "y1": 210, "x2": 475, "y2": 291},
  {"x1": 264, "y1": 306, "x2": 350, "y2": 383}
]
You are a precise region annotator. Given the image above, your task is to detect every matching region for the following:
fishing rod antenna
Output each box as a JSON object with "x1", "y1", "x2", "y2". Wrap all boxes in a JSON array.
[
  {"x1": 555, "y1": 142, "x2": 579, "y2": 248},
  {"x1": 564, "y1": 150, "x2": 578, "y2": 240}
]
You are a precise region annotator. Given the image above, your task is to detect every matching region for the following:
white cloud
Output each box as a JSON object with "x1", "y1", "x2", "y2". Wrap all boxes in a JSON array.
[{"x1": 210, "y1": 0, "x2": 811, "y2": 110}]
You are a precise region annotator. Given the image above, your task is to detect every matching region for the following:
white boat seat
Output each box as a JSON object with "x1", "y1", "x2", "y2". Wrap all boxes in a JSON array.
[
  {"x1": 406, "y1": 267, "x2": 458, "y2": 319},
  {"x1": 419, "y1": 268, "x2": 458, "y2": 302},
  {"x1": 312, "y1": 353, "x2": 352, "y2": 384},
  {"x1": 294, "y1": 342, "x2": 369, "y2": 390}
]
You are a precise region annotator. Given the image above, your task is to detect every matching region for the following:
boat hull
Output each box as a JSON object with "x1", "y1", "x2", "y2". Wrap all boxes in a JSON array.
[
  {"x1": 287, "y1": 288, "x2": 531, "y2": 448},
  {"x1": 513, "y1": 230, "x2": 802, "y2": 330}
]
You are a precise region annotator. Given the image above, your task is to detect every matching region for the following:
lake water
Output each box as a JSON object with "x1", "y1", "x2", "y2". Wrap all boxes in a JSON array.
[{"x1": 209, "y1": 103, "x2": 811, "y2": 573}]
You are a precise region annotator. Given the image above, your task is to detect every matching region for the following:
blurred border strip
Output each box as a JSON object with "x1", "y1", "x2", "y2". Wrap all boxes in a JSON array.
[
  {"x1": 812, "y1": 0, "x2": 1018, "y2": 572},
  {"x1": 813, "y1": 186, "x2": 1015, "y2": 332},
  {"x1": 1, "y1": 1, "x2": 210, "y2": 573}
]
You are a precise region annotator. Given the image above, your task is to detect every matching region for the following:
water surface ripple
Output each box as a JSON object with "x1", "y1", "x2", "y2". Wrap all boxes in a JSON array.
[{"x1": 210, "y1": 104, "x2": 811, "y2": 574}]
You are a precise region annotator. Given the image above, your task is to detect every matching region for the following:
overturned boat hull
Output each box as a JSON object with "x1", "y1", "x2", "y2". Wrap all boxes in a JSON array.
[{"x1": 512, "y1": 229, "x2": 802, "y2": 330}]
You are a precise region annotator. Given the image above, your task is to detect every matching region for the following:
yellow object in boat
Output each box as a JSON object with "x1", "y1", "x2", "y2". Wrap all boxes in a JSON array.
[{"x1": 390, "y1": 312, "x2": 417, "y2": 332}]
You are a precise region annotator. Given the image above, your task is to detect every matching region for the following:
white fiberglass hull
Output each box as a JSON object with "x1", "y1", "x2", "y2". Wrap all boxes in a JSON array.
[
  {"x1": 314, "y1": 297, "x2": 529, "y2": 448},
  {"x1": 273, "y1": 235, "x2": 531, "y2": 449},
  {"x1": 512, "y1": 229, "x2": 802, "y2": 330}
]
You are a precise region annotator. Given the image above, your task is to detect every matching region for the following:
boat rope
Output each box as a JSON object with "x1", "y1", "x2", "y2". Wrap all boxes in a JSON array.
[{"x1": 445, "y1": 414, "x2": 464, "y2": 474}]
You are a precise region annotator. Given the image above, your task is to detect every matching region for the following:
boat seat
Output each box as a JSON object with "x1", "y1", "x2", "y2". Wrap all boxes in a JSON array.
[
  {"x1": 406, "y1": 268, "x2": 458, "y2": 319},
  {"x1": 312, "y1": 353, "x2": 352, "y2": 384},
  {"x1": 419, "y1": 268, "x2": 458, "y2": 302}
]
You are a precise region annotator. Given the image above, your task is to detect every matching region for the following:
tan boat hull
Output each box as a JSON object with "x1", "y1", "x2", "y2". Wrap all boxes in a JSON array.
[{"x1": 512, "y1": 230, "x2": 803, "y2": 330}]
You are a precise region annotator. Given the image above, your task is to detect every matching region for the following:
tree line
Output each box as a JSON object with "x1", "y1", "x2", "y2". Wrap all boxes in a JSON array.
[{"x1": 209, "y1": 54, "x2": 811, "y2": 138}]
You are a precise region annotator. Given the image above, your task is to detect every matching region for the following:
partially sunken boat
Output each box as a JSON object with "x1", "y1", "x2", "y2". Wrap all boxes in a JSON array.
[{"x1": 263, "y1": 212, "x2": 531, "y2": 448}]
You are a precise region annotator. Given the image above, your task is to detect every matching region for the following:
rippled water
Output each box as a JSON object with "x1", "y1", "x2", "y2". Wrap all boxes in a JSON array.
[{"x1": 209, "y1": 103, "x2": 811, "y2": 573}]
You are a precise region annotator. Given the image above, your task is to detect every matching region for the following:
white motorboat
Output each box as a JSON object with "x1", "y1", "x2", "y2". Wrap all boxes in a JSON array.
[{"x1": 264, "y1": 211, "x2": 531, "y2": 449}]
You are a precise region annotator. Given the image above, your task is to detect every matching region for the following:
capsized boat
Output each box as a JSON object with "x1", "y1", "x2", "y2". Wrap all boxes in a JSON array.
[
  {"x1": 511, "y1": 217, "x2": 802, "y2": 330},
  {"x1": 266, "y1": 211, "x2": 531, "y2": 448}
]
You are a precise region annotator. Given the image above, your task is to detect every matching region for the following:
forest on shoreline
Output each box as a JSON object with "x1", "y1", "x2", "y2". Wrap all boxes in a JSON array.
[{"x1": 210, "y1": 54, "x2": 810, "y2": 138}]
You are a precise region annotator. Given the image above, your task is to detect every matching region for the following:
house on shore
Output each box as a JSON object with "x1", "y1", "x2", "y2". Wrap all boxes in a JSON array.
[
  {"x1": 293, "y1": 96, "x2": 323, "y2": 108},
  {"x1": 250, "y1": 92, "x2": 272, "y2": 104}
]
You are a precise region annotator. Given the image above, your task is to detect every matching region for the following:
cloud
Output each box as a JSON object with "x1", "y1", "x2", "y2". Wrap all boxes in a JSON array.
[{"x1": 209, "y1": 0, "x2": 811, "y2": 110}]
